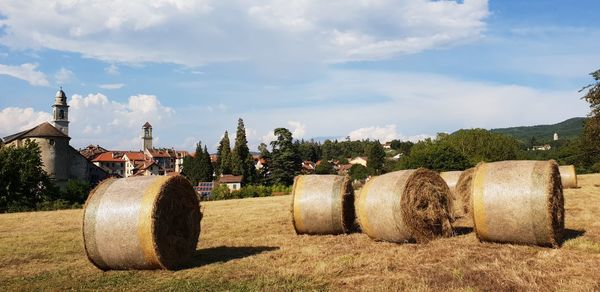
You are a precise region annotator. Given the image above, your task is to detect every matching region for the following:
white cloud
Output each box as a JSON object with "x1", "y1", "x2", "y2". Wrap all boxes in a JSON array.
[
  {"x1": 105, "y1": 64, "x2": 119, "y2": 75},
  {"x1": 0, "y1": 63, "x2": 49, "y2": 86},
  {"x1": 0, "y1": 0, "x2": 489, "y2": 66},
  {"x1": 0, "y1": 107, "x2": 52, "y2": 137},
  {"x1": 348, "y1": 125, "x2": 431, "y2": 143},
  {"x1": 288, "y1": 121, "x2": 306, "y2": 138},
  {"x1": 99, "y1": 83, "x2": 125, "y2": 89},
  {"x1": 54, "y1": 67, "x2": 74, "y2": 84},
  {"x1": 68, "y1": 93, "x2": 174, "y2": 149}
]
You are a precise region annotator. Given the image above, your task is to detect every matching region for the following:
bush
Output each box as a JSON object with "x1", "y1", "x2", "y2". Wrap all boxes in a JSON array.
[
  {"x1": 208, "y1": 184, "x2": 292, "y2": 201},
  {"x1": 404, "y1": 140, "x2": 472, "y2": 171},
  {"x1": 59, "y1": 180, "x2": 91, "y2": 204},
  {"x1": 348, "y1": 164, "x2": 370, "y2": 181}
]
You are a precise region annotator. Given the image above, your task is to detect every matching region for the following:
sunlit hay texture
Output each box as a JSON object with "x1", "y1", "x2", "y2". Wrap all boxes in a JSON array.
[
  {"x1": 471, "y1": 160, "x2": 564, "y2": 247},
  {"x1": 83, "y1": 175, "x2": 201, "y2": 270},
  {"x1": 559, "y1": 165, "x2": 578, "y2": 189},
  {"x1": 291, "y1": 175, "x2": 356, "y2": 235},
  {"x1": 356, "y1": 169, "x2": 453, "y2": 243}
]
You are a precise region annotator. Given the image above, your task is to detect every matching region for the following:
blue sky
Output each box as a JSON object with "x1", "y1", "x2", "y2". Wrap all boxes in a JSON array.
[{"x1": 0, "y1": 0, "x2": 598, "y2": 152}]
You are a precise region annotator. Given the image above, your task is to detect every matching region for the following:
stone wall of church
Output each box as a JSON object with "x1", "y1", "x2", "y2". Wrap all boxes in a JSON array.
[
  {"x1": 33, "y1": 137, "x2": 71, "y2": 185},
  {"x1": 69, "y1": 146, "x2": 109, "y2": 185}
]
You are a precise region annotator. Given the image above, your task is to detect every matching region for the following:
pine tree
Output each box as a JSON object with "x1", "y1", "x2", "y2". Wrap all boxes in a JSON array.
[
  {"x1": 232, "y1": 118, "x2": 255, "y2": 184},
  {"x1": 202, "y1": 145, "x2": 214, "y2": 182},
  {"x1": 217, "y1": 131, "x2": 232, "y2": 175},
  {"x1": 269, "y1": 128, "x2": 301, "y2": 186},
  {"x1": 367, "y1": 141, "x2": 386, "y2": 175}
]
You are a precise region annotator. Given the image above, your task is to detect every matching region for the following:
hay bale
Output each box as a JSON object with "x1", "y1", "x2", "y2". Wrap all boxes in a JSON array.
[
  {"x1": 291, "y1": 175, "x2": 355, "y2": 235},
  {"x1": 355, "y1": 169, "x2": 453, "y2": 243},
  {"x1": 471, "y1": 160, "x2": 564, "y2": 247},
  {"x1": 454, "y1": 168, "x2": 475, "y2": 217},
  {"x1": 440, "y1": 171, "x2": 463, "y2": 191},
  {"x1": 83, "y1": 175, "x2": 201, "y2": 270},
  {"x1": 559, "y1": 165, "x2": 578, "y2": 189}
]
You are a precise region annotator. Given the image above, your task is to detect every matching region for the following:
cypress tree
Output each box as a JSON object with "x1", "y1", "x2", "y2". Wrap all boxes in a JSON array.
[
  {"x1": 217, "y1": 131, "x2": 232, "y2": 175},
  {"x1": 232, "y1": 118, "x2": 255, "y2": 184},
  {"x1": 202, "y1": 145, "x2": 214, "y2": 182}
]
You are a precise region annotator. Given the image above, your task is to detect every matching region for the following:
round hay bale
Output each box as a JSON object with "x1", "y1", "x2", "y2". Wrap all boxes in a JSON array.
[
  {"x1": 471, "y1": 160, "x2": 564, "y2": 247},
  {"x1": 356, "y1": 169, "x2": 453, "y2": 243},
  {"x1": 291, "y1": 175, "x2": 355, "y2": 235},
  {"x1": 440, "y1": 171, "x2": 463, "y2": 191},
  {"x1": 83, "y1": 175, "x2": 201, "y2": 270},
  {"x1": 559, "y1": 165, "x2": 578, "y2": 189},
  {"x1": 454, "y1": 168, "x2": 475, "y2": 217}
]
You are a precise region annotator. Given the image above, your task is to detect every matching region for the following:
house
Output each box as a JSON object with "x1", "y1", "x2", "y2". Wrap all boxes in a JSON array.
[
  {"x1": 301, "y1": 160, "x2": 316, "y2": 173},
  {"x1": 336, "y1": 163, "x2": 353, "y2": 175},
  {"x1": 532, "y1": 144, "x2": 551, "y2": 151},
  {"x1": 219, "y1": 174, "x2": 243, "y2": 191},
  {"x1": 80, "y1": 144, "x2": 108, "y2": 160},
  {"x1": 173, "y1": 150, "x2": 190, "y2": 173},
  {"x1": 349, "y1": 157, "x2": 368, "y2": 167},
  {"x1": 383, "y1": 142, "x2": 392, "y2": 149},
  {"x1": 92, "y1": 152, "x2": 126, "y2": 177},
  {"x1": 134, "y1": 160, "x2": 164, "y2": 176},
  {"x1": 145, "y1": 148, "x2": 174, "y2": 172},
  {"x1": 124, "y1": 151, "x2": 146, "y2": 177}
]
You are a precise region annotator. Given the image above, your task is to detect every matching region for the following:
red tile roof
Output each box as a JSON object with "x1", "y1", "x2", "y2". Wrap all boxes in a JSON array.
[
  {"x1": 125, "y1": 152, "x2": 145, "y2": 161},
  {"x1": 147, "y1": 149, "x2": 171, "y2": 158},
  {"x1": 92, "y1": 152, "x2": 125, "y2": 162}
]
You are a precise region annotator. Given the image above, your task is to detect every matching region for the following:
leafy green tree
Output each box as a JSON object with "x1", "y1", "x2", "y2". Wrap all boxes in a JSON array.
[
  {"x1": 315, "y1": 160, "x2": 336, "y2": 174},
  {"x1": 0, "y1": 140, "x2": 57, "y2": 212},
  {"x1": 348, "y1": 164, "x2": 370, "y2": 181},
  {"x1": 297, "y1": 139, "x2": 320, "y2": 162},
  {"x1": 269, "y1": 128, "x2": 301, "y2": 186},
  {"x1": 217, "y1": 131, "x2": 233, "y2": 175},
  {"x1": 581, "y1": 69, "x2": 600, "y2": 166},
  {"x1": 404, "y1": 140, "x2": 472, "y2": 171},
  {"x1": 440, "y1": 129, "x2": 521, "y2": 164},
  {"x1": 389, "y1": 139, "x2": 414, "y2": 155},
  {"x1": 367, "y1": 141, "x2": 386, "y2": 174},
  {"x1": 231, "y1": 118, "x2": 256, "y2": 184}
]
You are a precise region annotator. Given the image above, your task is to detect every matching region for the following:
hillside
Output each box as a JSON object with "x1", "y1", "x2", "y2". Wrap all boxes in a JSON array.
[
  {"x1": 1, "y1": 175, "x2": 599, "y2": 290},
  {"x1": 491, "y1": 117, "x2": 586, "y2": 143}
]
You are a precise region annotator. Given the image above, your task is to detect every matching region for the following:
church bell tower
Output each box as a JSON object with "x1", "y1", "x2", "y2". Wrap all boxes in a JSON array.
[
  {"x1": 52, "y1": 88, "x2": 70, "y2": 136},
  {"x1": 142, "y1": 122, "x2": 153, "y2": 150}
]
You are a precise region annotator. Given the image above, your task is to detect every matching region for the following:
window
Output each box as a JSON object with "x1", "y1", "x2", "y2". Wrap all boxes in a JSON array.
[
  {"x1": 49, "y1": 139, "x2": 55, "y2": 146},
  {"x1": 59, "y1": 109, "x2": 65, "y2": 119},
  {"x1": 232, "y1": 184, "x2": 237, "y2": 190}
]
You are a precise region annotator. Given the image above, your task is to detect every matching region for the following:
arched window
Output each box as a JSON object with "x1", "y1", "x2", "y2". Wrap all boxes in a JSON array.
[{"x1": 59, "y1": 109, "x2": 65, "y2": 119}]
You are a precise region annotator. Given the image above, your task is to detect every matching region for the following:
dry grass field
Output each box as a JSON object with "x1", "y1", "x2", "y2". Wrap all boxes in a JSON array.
[{"x1": 1, "y1": 174, "x2": 600, "y2": 291}]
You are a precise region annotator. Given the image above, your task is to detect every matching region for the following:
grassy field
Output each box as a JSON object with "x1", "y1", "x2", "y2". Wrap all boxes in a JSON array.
[{"x1": 1, "y1": 175, "x2": 600, "y2": 291}]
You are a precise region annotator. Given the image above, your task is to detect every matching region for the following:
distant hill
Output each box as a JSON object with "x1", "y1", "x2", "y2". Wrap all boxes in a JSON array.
[{"x1": 490, "y1": 117, "x2": 586, "y2": 143}]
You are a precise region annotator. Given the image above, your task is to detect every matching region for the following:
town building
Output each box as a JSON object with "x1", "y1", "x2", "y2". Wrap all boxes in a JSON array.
[
  {"x1": 349, "y1": 156, "x2": 368, "y2": 167},
  {"x1": 219, "y1": 174, "x2": 243, "y2": 191}
]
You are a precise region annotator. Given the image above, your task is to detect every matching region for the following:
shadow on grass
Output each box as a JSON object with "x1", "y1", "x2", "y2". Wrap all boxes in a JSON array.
[
  {"x1": 562, "y1": 228, "x2": 586, "y2": 242},
  {"x1": 182, "y1": 246, "x2": 279, "y2": 269},
  {"x1": 452, "y1": 226, "x2": 473, "y2": 236}
]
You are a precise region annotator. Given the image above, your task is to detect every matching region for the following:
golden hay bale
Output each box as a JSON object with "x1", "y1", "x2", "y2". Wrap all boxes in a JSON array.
[
  {"x1": 356, "y1": 169, "x2": 453, "y2": 243},
  {"x1": 454, "y1": 168, "x2": 475, "y2": 217},
  {"x1": 83, "y1": 175, "x2": 201, "y2": 270},
  {"x1": 440, "y1": 171, "x2": 463, "y2": 191},
  {"x1": 559, "y1": 165, "x2": 578, "y2": 189},
  {"x1": 471, "y1": 160, "x2": 564, "y2": 247},
  {"x1": 291, "y1": 175, "x2": 355, "y2": 235}
]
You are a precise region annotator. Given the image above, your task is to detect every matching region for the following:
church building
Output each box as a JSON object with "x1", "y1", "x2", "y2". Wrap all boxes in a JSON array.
[{"x1": 2, "y1": 89, "x2": 109, "y2": 187}]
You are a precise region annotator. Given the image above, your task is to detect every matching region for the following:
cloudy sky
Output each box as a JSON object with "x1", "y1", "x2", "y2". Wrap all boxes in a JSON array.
[{"x1": 0, "y1": 0, "x2": 598, "y2": 152}]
